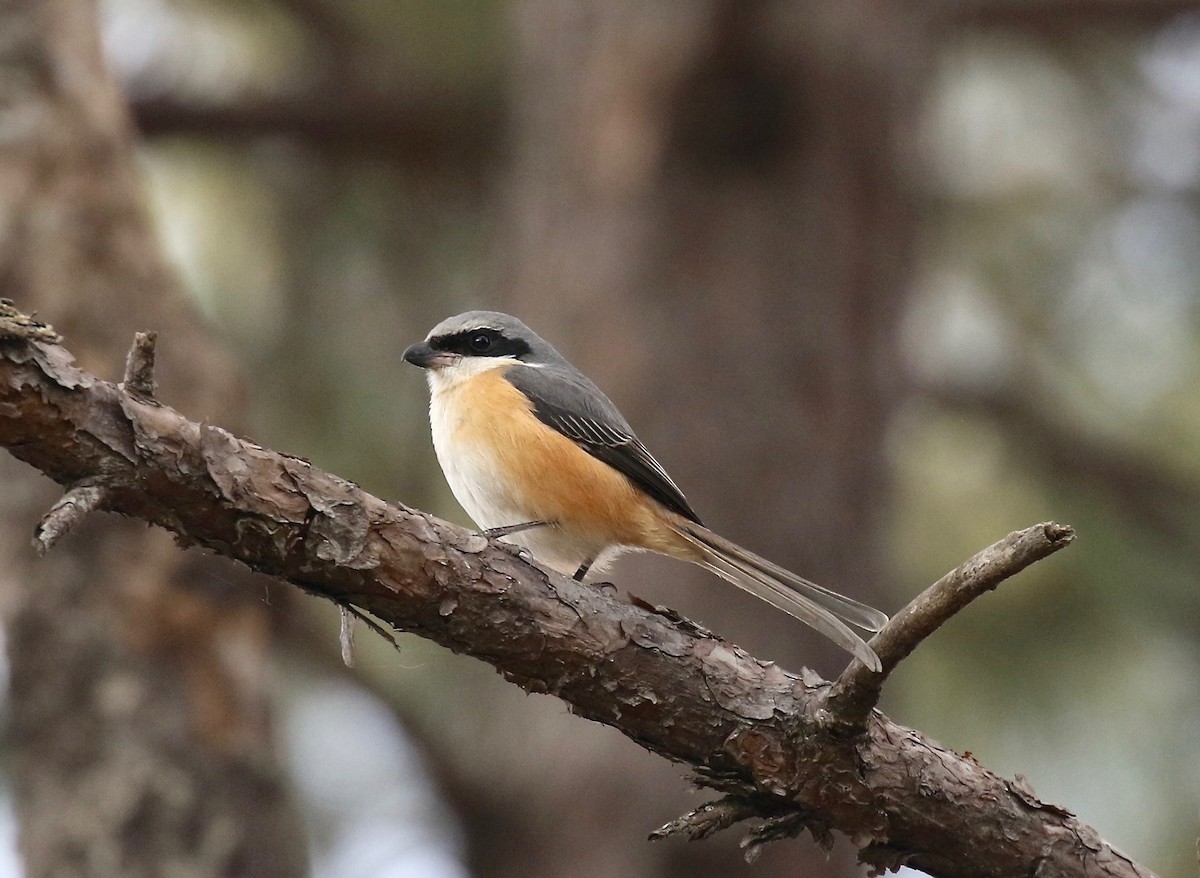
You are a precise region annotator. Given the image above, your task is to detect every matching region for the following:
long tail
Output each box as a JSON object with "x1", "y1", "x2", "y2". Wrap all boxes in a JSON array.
[{"x1": 670, "y1": 520, "x2": 888, "y2": 672}]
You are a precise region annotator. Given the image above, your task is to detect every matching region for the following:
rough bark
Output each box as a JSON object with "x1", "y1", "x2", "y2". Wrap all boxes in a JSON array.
[
  {"x1": 0, "y1": 2, "x2": 305, "y2": 876},
  {"x1": 0, "y1": 304, "x2": 1153, "y2": 878}
]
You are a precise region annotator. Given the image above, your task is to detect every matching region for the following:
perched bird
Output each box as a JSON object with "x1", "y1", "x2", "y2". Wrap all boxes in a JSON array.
[{"x1": 403, "y1": 311, "x2": 887, "y2": 670}]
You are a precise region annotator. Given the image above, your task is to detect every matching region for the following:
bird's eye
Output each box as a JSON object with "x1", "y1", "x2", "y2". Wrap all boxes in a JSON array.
[{"x1": 469, "y1": 332, "x2": 494, "y2": 354}]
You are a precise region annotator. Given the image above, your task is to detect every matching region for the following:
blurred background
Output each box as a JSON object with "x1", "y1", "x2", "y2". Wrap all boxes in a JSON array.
[{"x1": 1, "y1": 1, "x2": 1198, "y2": 876}]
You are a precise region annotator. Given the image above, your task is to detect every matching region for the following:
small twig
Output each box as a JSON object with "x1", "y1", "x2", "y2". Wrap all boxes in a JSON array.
[
  {"x1": 0, "y1": 298, "x2": 61, "y2": 343},
  {"x1": 740, "y1": 811, "x2": 817, "y2": 862},
  {"x1": 824, "y1": 522, "x2": 1076, "y2": 725},
  {"x1": 649, "y1": 796, "x2": 765, "y2": 842},
  {"x1": 653, "y1": 795, "x2": 827, "y2": 863},
  {"x1": 32, "y1": 484, "x2": 108, "y2": 555},
  {"x1": 343, "y1": 602, "x2": 401, "y2": 654},
  {"x1": 307, "y1": 591, "x2": 403, "y2": 657},
  {"x1": 339, "y1": 605, "x2": 356, "y2": 667},
  {"x1": 122, "y1": 331, "x2": 158, "y2": 399}
]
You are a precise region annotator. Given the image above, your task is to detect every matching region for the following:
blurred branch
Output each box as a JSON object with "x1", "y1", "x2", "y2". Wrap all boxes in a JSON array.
[
  {"x1": 273, "y1": 0, "x2": 362, "y2": 56},
  {"x1": 124, "y1": 0, "x2": 1190, "y2": 173},
  {"x1": 0, "y1": 302, "x2": 1154, "y2": 878},
  {"x1": 950, "y1": 0, "x2": 1198, "y2": 29},
  {"x1": 926, "y1": 382, "x2": 1200, "y2": 557},
  {"x1": 129, "y1": 0, "x2": 501, "y2": 172},
  {"x1": 131, "y1": 89, "x2": 500, "y2": 171}
]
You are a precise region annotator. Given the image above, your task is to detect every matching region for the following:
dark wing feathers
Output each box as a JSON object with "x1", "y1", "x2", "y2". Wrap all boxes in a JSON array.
[{"x1": 505, "y1": 365, "x2": 702, "y2": 524}]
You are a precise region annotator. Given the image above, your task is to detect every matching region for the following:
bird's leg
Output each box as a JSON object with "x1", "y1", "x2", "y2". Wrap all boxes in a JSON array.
[
  {"x1": 573, "y1": 558, "x2": 594, "y2": 582},
  {"x1": 481, "y1": 520, "x2": 553, "y2": 539}
]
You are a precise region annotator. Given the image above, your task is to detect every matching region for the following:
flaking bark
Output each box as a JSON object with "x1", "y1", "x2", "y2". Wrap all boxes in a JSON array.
[{"x1": 0, "y1": 306, "x2": 1154, "y2": 878}]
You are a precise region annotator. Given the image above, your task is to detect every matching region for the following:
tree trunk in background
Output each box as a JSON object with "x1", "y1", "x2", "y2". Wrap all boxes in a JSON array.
[
  {"x1": 0, "y1": 3, "x2": 306, "y2": 876},
  {"x1": 460, "y1": 2, "x2": 928, "y2": 876}
]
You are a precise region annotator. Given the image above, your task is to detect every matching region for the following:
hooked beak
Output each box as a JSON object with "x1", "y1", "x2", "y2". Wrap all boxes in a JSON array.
[{"x1": 402, "y1": 341, "x2": 458, "y2": 370}]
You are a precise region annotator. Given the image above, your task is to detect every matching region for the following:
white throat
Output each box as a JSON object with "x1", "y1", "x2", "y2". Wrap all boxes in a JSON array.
[{"x1": 426, "y1": 355, "x2": 515, "y2": 394}]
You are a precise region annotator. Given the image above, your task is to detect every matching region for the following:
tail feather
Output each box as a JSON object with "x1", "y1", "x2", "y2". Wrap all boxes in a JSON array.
[
  {"x1": 690, "y1": 526, "x2": 889, "y2": 632},
  {"x1": 672, "y1": 521, "x2": 886, "y2": 672}
]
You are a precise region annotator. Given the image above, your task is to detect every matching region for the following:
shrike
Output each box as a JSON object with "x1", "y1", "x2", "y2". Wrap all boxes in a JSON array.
[{"x1": 404, "y1": 311, "x2": 887, "y2": 670}]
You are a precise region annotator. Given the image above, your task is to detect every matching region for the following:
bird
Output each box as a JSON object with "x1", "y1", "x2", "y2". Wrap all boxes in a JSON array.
[{"x1": 403, "y1": 310, "x2": 888, "y2": 670}]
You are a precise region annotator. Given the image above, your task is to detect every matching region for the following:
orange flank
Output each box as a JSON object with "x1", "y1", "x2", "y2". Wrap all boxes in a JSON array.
[{"x1": 446, "y1": 366, "x2": 697, "y2": 559}]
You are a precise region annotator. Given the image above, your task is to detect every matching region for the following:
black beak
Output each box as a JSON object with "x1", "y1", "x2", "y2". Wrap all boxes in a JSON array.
[{"x1": 403, "y1": 342, "x2": 456, "y2": 369}]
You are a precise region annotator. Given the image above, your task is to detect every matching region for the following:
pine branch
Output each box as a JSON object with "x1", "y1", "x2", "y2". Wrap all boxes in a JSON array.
[{"x1": 0, "y1": 301, "x2": 1153, "y2": 878}]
